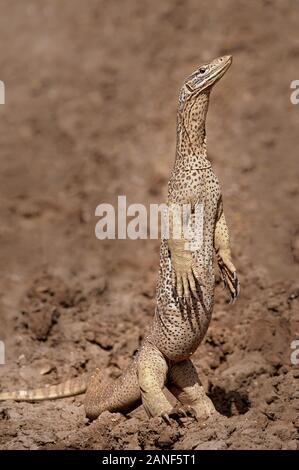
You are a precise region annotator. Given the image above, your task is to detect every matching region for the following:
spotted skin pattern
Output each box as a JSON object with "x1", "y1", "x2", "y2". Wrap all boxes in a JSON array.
[{"x1": 0, "y1": 56, "x2": 240, "y2": 423}]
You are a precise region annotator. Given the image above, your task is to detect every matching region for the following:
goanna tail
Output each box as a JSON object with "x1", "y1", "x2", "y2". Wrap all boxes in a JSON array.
[{"x1": 0, "y1": 374, "x2": 89, "y2": 401}]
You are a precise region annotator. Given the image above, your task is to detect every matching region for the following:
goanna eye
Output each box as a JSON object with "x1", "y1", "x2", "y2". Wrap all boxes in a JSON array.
[{"x1": 199, "y1": 67, "x2": 206, "y2": 74}]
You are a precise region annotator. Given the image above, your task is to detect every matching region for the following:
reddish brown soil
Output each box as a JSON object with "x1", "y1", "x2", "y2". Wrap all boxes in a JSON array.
[{"x1": 0, "y1": 0, "x2": 298, "y2": 450}]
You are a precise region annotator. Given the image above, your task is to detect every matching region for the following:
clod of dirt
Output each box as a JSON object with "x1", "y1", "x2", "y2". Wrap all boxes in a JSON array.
[{"x1": 195, "y1": 439, "x2": 227, "y2": 450}]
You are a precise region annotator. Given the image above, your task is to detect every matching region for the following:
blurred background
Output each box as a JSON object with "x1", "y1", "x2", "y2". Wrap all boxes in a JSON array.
[{"x1": 0, "y1": 0, "x2": 298, "y2": 450}]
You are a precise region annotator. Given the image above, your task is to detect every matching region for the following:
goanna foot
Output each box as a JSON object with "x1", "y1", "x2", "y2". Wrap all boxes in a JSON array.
[
  {"x1": 161, "y1": 404, "x2": 198, "y2": 425},
  {"x1": 191, "y1": 400, "x2": 218, "y2": 421},
  {"x1": 161, "y1": 396, "x2": 218, "y2": 425}
]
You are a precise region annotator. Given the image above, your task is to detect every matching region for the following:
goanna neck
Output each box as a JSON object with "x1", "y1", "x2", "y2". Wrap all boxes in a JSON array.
[{"x1": 175, "y1": 90, "x2": 210, "y2": 166}]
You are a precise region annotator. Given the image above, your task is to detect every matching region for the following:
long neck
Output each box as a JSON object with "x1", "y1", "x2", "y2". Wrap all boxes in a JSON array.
[{"x1": 176, "y1": 90, "x2": 210, "y2": 162}]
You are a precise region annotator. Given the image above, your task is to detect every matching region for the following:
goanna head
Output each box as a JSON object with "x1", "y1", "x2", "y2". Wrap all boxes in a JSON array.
[{"x1": 178, "y1": 55, "x2": 232, "y2": 112}]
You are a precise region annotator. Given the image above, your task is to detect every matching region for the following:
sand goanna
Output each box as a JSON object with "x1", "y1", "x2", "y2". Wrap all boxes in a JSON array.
[{"x1": 0, "y1": 55, "x2": 240, "y2": 422}]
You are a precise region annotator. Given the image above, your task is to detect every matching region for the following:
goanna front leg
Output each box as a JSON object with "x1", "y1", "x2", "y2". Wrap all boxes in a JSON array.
[
  {"x1": 214, "y1": 199, "x2": 240, "y2": 303},
  {"x1": 168, "y1": 203, "x2": 205, "y2": 306},
  {"x1": 167, "y1": 359, "x2": 216, "y2": 421}
]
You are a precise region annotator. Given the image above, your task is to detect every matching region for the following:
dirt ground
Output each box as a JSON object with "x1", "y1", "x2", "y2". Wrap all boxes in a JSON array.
[{"x1": 0, "y1": 0, "x2": 298, "y2": 450}]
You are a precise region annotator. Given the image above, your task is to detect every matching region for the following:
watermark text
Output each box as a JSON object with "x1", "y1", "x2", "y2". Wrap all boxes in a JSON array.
[
  {"x1": 95, "y1": 196, "x2": 204, "y2": 251},
  {"x1": 290, "y1": 80, "x2": 299, "y2": 105},
  {"x1": 0, "y1": 81, "x2": 5, "y2": 104},
  {"x1": 0, "y1": 341, "x2": 5, "y2": 365},
  {"x1": 290, "y1": 339, "x2": 299, "y2": 365}
]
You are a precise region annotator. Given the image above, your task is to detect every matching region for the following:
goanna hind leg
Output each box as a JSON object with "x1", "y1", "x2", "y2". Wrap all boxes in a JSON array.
[
  {"x1": 168, "y1": 359, "x2": 216, "y2": 420},
  {"x1": 85, "y1": 359, "x2": 141, "y2": 420},
  {"x1": 137, "y1": 342, "x2": 173, "y2": 419}
]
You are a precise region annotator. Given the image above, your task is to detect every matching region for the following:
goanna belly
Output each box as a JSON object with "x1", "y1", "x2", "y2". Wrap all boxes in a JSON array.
[{"x1": 149, "y1": 240, "x2": 215, "y2": 363}]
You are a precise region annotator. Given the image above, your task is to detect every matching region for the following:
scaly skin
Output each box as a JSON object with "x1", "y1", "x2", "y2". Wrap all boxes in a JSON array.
[{"x1": 0, "y1": 56, "x2": 240, "y2": 423}]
